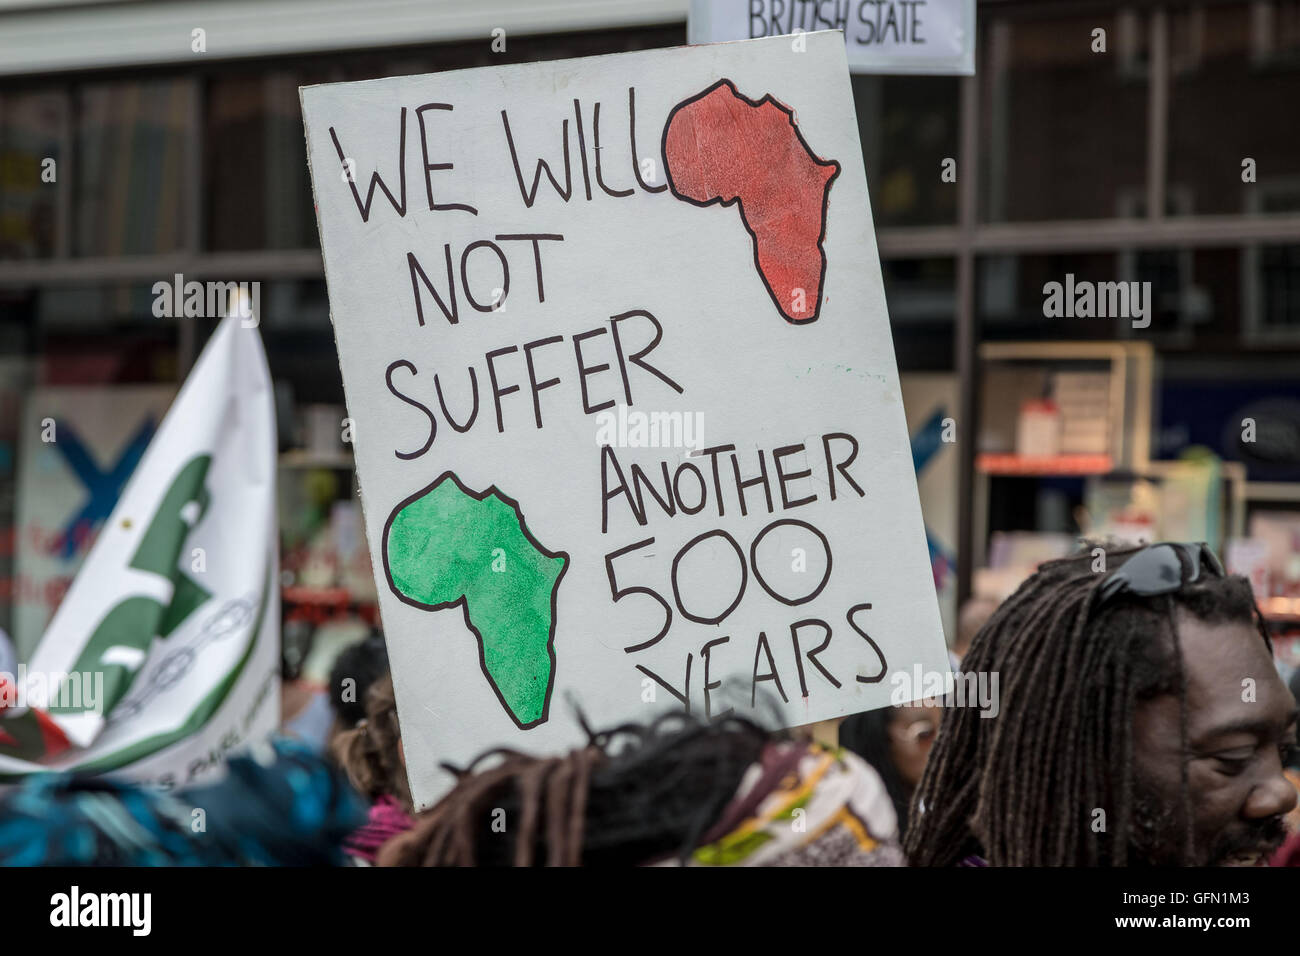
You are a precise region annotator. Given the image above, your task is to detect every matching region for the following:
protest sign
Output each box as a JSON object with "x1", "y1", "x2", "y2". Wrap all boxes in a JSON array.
[
  {"x1": 0, "y1": 317, "x2": 280, "y2": 790},
  {"x1": 302, "y1": 31, "x2": 949, "y2": 807},
  {"x1": 689, "y1": 0, "x2": 976, "y2": 75}
]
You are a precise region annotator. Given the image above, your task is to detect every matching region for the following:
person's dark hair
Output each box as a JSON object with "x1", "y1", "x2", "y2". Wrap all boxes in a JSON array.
[
  {"x1": 327, "y1": 631, "x2": 389, "y2": 729},
  {"x1": 905, "y1": 542, "x2": 1270, "y2": 867},
  {"x1": 377, "y1": 712, "x2": 769, "y2": 866},
  {"x1": 331, "y1": 672, "x2": 410, "y2": 810},
  {"x1": 839, "y1": 708, "x2": 912, "y2": 838}
]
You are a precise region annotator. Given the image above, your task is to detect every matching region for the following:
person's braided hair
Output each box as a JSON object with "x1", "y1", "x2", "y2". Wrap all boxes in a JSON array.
[
  {"x1": 330, "y1": 672, "x2": 411, "y2": 811},
  {"x1": 904, "y1": 542, "x2": 1270, "y2": 867},
  {"x1": 377, "y1": 712, "x2": 769, "y2": 866}
]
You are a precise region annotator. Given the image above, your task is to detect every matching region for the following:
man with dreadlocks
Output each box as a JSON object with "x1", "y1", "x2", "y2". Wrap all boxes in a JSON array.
[{"x1": 905, "y1": 541, "x2": 1298, "y2": 867}]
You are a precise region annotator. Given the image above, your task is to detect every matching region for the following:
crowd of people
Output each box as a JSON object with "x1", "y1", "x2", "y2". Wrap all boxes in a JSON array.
[{"x1": 1, "y1": 540, "x2": 1296, "y2": 867}]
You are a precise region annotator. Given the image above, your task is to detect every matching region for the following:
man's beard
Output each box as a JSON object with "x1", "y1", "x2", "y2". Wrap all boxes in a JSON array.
[
  {"x1": 1128, "y1": 788, "x2": 1287, "y2": 866},
  {"x1": 1202, "y1": 815, "x2": 1287, "y2": 866}
]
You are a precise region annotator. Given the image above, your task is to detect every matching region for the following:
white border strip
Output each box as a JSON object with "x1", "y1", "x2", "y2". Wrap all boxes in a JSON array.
[{"x1": 0, "y1": 0, "x2": 689, "y2": 77}]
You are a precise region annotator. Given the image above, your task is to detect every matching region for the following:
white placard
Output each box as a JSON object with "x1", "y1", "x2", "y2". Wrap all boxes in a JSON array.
[
  {"x1": 690, "y1": 0, "x2": 976, "y2": 75},
  {"x1": 302, "y1": 32, "x2": 948, "y2": 808}
]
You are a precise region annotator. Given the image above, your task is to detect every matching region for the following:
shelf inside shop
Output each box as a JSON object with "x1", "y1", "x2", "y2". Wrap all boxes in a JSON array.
[{"x1": 976, "y1": 453, "x2": 1114, "y2": 476}]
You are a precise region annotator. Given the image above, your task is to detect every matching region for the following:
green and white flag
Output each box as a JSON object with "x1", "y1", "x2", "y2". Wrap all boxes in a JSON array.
[{"x1": 0, "y1": 316, "x2": 281, "y2": 791}]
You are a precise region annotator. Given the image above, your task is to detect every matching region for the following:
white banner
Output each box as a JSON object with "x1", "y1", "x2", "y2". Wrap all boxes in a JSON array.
[
  {"x1": 0, "y1": 316, "x2": 281, "y2": 792},
  {"x1": 689, "y1": 0, "x2": 976, "y2": 75}
]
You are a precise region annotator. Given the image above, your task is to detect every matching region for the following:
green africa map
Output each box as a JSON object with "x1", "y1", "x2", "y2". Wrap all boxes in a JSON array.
[{"x1": 382, "y1": 473, "x2": 568, "y2": 729}]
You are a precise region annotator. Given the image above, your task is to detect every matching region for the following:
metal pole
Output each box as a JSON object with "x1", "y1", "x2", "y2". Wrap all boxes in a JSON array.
[{"x1": 956, "y1": 67, "x2": 980, "y2": 607}]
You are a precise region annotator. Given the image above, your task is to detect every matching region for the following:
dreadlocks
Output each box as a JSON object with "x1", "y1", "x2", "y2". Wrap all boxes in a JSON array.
[
  {"x1": 377, "y1": 712, "x2": 769, "y2": 866},
  {"x1": 904, "y1": 543, "x2": 1270, "y2": 867}
]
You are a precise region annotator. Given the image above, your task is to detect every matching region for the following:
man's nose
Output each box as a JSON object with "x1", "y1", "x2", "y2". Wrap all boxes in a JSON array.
[{"x1": 1243, "y1": 770, "x2": 1299, "y2": 821}]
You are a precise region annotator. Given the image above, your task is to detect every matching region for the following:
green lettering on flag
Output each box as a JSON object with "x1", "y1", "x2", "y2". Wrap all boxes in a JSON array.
[{"x1": 49, "y1": 454, "x2": 213, "y2": 718}]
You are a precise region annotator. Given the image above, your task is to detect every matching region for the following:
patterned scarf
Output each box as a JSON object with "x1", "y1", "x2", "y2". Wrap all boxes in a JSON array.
[{"x1": 676, "y1": 740, "x2": 905, "y2": 866}]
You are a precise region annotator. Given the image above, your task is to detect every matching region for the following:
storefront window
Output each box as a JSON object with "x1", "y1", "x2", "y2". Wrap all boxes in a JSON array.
[
  {"x1": 852, "y1": 75, "x2": 960, "y2": 227},
  {"x1": 1168, "y1": 1, "x2": 1300, "y2": 216},
  {"x1": 75, "y1": 78, "x2": 192, "y2": 256},
  {"x1": 206, "y1": 71, "x2": 320, "y2": 252},
  {"x1": 1124, "y1": 246, "x2": 1238, "y2": 344},
  {"x1": 1246, "y1": 242, "x2": 1300, "y2": 342},
  {"x1": 978, "y1": 252, "x2": 1122, "y2": 339},
  {"x1": 883, "y1": 257, "x2": 957, "y2": 370},
  {"x1": 0, "y1": 89, "x2": 66, "y2": 260},
  {"x1": 979, "y1": 9, "x2": 1149, "y2": 222}
]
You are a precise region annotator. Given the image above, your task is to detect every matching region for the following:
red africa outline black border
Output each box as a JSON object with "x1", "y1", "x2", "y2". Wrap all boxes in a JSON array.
[{"x1": 661, "y1": 78, "x2": 842, "y2": 325}]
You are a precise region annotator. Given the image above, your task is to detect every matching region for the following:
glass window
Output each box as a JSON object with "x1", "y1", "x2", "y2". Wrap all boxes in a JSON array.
[
  {"x1": 27, "y1": 284, "x2": 180, "y2": 383},
  {"x1": 1168, "y1": 1, "x2": 1300, "y2": 216},
  {"x1": 1124, "y1": 245, "x2": 1239, "y2": 343},
  {"x1": 1244, "y1": 243, "x2": 1300, "y2": 342},
  {"x1": 206, "y1": 71, "x2": 319, "y2": 252},
  {"x1": 980, "y1": 9, "x2": 1150, "y2": 222},
  {"x1": 852, "y1": 75, "x2": 960, "y2": 227},
  {"x1": 977, "y1": 251, "x2": 1122, "y2": 340},
  {"x1": 255, "y1": 279, "x2": 342, "y2": 404},
  {"x1": 0, "y1": 89, "x2": 66, "y2": 260},
  {"x1": 977, "y1": 246, "x2": 1272, "y2": 349},
  {"x1": 883, "y1": 257, "x2": 956, "y2": 370},
  {"x1": 75, "y1": 78, "x2": 192, "y2": 256}
]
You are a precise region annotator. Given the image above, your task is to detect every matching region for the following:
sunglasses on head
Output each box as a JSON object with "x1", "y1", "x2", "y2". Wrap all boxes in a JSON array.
[{"x1": 1092, "y1": 541, "x2": 1225, "y2": 611}]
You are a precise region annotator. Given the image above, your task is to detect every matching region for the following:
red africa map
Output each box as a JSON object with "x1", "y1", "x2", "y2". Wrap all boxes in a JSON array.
[{"x1": 662, "y1": 80, "x2": 840, "y2": 324}]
